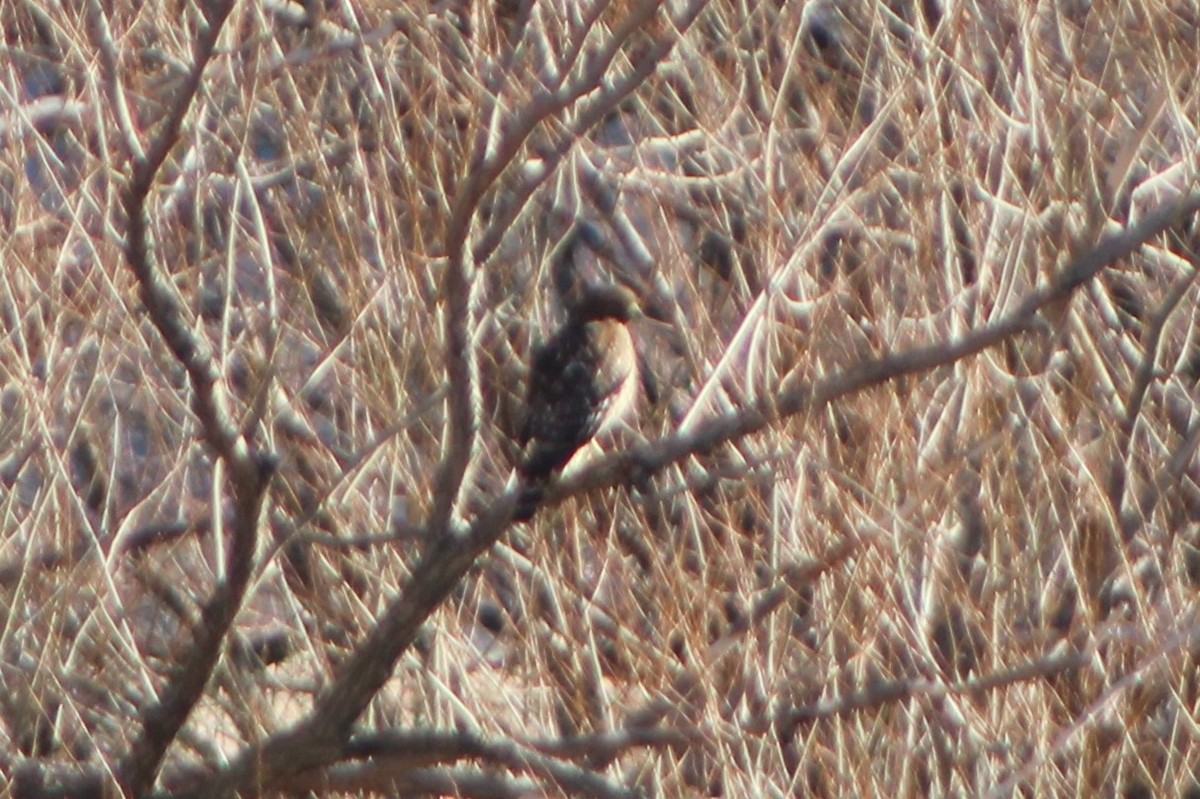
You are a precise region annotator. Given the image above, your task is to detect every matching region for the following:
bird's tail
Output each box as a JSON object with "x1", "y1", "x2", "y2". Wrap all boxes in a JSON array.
[
  {"x1": 514, "y1": 441, "x2": 577, "y2": 522},
  {"x1": 514, "y1": 481, "x2": 545, "y2": 522}
]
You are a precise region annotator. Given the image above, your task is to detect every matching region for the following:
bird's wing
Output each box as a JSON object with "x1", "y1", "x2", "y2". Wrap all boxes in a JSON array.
[
  {"x1": 517, "y1": 340, "x2": 554, "y2": 446},
  {"x1": 518, "y1": 318, "x2": 638, "y2": 482},
  {"x1": 519, "y1": 329, "x2": 593, "y2": 444}
]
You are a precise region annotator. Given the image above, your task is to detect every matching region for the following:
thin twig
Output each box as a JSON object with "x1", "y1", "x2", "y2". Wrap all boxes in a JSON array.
[
  {"x1": 1108, "y1": 264, "x2": 1200, "y2": 528},
  {"x1": 99, "y1": 2, "x2": 278, "y2": 796},
  {"x1": 770, "y1": 647, "x2": 1091, "y2": 733},
  {"x1": 162, "y1": 180, "x2": 1200, "y2": 799},
  {"x1": 429, "y1": 0, "x2": 702, "y2": 532}
]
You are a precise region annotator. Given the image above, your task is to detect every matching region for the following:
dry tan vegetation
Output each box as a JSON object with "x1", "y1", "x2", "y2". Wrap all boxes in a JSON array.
[{"x1": 2, "y1": 0, "x2": 1200, "y2": 796}]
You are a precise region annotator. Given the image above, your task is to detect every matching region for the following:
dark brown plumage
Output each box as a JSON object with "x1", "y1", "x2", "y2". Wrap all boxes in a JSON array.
[{"x1": 515, "y1": 284, "x2": 639, "y2": 520}]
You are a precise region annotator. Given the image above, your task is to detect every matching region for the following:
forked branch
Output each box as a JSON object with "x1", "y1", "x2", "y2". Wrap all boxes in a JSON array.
[{"x1": 163, "y1": 176, "x2": 1200, "y2": 799}]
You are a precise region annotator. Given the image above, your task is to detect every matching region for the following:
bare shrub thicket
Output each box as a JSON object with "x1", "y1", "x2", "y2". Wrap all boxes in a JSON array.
[{"x1": 2, "y1": 0, "x2": 1200, "y2": 796}]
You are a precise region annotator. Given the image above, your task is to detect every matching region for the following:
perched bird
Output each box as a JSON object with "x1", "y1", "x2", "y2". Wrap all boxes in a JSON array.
[{"x1": 515, "y1": 283, "x2": 640, "y2": 520}]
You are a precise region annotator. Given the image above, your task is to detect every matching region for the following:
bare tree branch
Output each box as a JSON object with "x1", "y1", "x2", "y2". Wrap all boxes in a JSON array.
[
  {"x1": 771, "y1": 646, "x2": 1091, "y2": 733},
  {"x1": 277, "y1": 765, "x2": 553, "y2": 799},
  {"x1": 48, "y1": 1, "x2": 280, "y2": 796},
  {"x1": 559, "y1": 191, "x2": 1200, "y2": 502},
  {"x1": 161, "y1": 177, "x2": 1199, "y2": 799},
  {"x1": 9, "y1": 5, "x2": 1200, "y2": 798},
  {"x1": 428, "y1": 0, "x2": 705, "y2": 531},
  {"x1": 1108, "y1": 263, "x2": 1199, "y2": 531},
  {"x1": 472, "y1": 0, "x2": 712, "y2": 269}
]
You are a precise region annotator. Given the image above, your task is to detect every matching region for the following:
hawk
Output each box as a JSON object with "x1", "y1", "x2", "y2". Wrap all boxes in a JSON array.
[{"x1": 515, "y1": 283, "x2": 640, "y2": 520}]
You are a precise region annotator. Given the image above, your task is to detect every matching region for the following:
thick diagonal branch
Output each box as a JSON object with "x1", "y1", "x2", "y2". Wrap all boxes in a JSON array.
[{"x1": 160, "y1": 180, "x2": 1199, "y2": 799}]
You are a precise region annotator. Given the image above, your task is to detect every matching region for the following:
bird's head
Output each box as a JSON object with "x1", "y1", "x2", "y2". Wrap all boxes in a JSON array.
[{"x1": 570, "y1": 284, "x2": 641, "y2": 324}]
